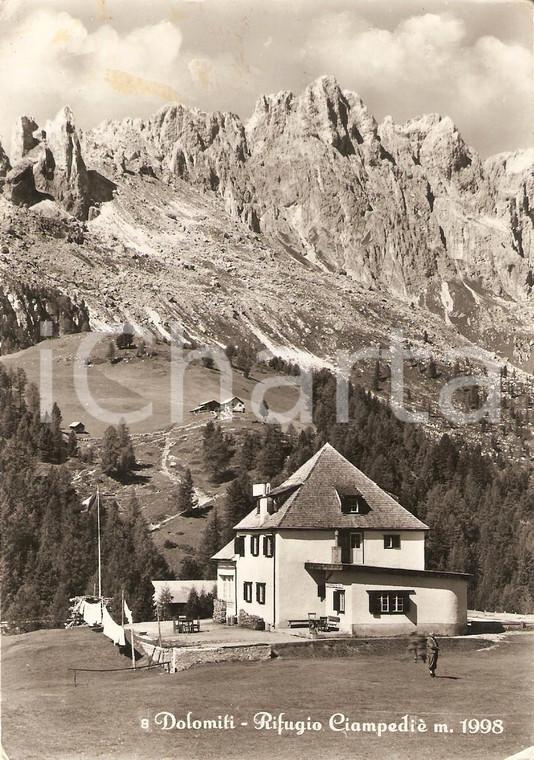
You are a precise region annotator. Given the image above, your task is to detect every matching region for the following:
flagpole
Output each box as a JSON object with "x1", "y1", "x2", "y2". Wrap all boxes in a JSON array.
[
  {"x1": 121, "y1": 588, "x2": 124, "y2": 627},
  {"x1": 131, "y1": 628, "x2": 136, "y2": 670},
  {"x1": 97, "y1": 485, "x2": 102, "y2": 606}
]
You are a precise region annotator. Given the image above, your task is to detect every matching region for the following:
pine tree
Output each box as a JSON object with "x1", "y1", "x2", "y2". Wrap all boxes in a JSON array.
[
  {"x1": 101, "y1": 422, "x2": 136, "y2": 478},
  {"x1": 257, "y1": 424, "x2": 285, "y2": 479},
  {"x1": 185, "y1": 587, "x2": 200, "y2": 618},
  {"x1": 179, "y1": 556, "x2": 204, "y2": 580},
  {"x1": 67, "y1": 429, "x2": 78, "y2": 458},
  {"x1": 121, "y1": 491, "x2": 173, "y2": 621},
  {"x1": 198, "y1": 589, "x2": 214, "y2": 618},
  {"x1": 198, "y1": 508, "x2": 223, "y2": 578},
  {"x1": 39, "y1": 423, "x2": 55, "y2": 463},
  {"x1": 6, "y1": 583, "x2": 45, "y2": 633},
  {"x1": 222, "y1": 471, "x2": 254, "y2": 543},
  {"x1": 177, "y1": 468, "x2": 198, "y2": 513},
  {"x1": 116, "y1": 420, "x2": 136, "y2": 477},
  {"x1": 235, "y1": 430, "x2": 260, "y2": 471},
  {"x1": 202, "y1": 422, "x2": 234, "y2": 483},
  {"x1": 157, "y1": 582, "x2": 173, "y2": 620}
]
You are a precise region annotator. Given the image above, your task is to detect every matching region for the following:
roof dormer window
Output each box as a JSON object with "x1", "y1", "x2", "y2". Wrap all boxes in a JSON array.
[{"x1": 337, "y1": 488, "x2": 370, "y2": 515}]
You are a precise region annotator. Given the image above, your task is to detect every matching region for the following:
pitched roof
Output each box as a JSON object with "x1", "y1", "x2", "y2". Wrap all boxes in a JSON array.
[
  {"x1": 234, "y1": 443, "x2": 428, "y2": 531},
  {"x1": 212, "y1": 539, "x2": 236, "y2": 561}
]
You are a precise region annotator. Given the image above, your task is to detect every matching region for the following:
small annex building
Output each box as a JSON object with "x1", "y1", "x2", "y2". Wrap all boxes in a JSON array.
[
  {"x1": 152, "y1": 580, "x2": 216, "y2": 617},
  {"x1": 69, "y1": 421, "x2": 87, "y2": 434},
  {"x1": 213, "y1": 443, "x2": 469, "y2": 636},
  {"x1": 190, "y1": 397, "x2": 245, "y2": 417}
]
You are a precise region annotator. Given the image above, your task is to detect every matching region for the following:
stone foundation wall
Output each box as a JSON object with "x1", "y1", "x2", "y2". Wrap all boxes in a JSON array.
[
  {"x1": 238, "y1": 609, "x2": 265, "y2": 630},
  {"x1": 213, "y1": 599, "x2": 227, "y2": 623}
]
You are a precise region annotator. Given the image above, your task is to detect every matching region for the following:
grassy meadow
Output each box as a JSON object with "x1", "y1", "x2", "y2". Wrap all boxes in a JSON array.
[{"x1": 2, "y1": 628, "x2": 533, "y2": 760}]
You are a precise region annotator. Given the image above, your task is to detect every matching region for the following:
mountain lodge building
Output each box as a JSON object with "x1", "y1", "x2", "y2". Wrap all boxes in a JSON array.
[{"x1": 213, "y1": 443, "x2": 469, "y2": 636}]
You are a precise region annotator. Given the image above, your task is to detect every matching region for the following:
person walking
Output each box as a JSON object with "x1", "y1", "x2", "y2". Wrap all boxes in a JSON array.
[
  {"x1": 427, "y1": 633, "x2": 439, "y2": 677},
  {"x1": 408, "y1": 631, "x2": 427, "y2": 662}
]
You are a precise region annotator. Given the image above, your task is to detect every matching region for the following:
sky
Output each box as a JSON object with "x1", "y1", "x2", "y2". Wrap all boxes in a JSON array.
[{"x1": 0, "y1": 0, "x2": 531, "y2": 158}]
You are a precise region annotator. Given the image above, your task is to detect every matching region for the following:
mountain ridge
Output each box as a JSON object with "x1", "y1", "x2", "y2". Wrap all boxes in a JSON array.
[{"x1": 0, "y1": 76, "x2": 532, "y2": 369}]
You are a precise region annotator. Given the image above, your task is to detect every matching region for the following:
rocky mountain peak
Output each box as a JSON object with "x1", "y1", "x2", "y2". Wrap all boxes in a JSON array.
[
  {"x1": 246, "y1": 76, "x2": 377, "y2": 157},
  {"x1": 10, "y1": 116, "x2": 40, "y2": 164},
  {"x1": 2, "y1": 107, "x2": 98, "y2": 220}
]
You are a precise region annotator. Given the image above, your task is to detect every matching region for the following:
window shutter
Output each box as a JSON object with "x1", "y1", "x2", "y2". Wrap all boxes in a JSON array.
[
  {"x1": 368, "y1": 592, "x2": 380, "y2": 615},
  {"x1": 235, "y1": 536, "x2": 245, "y2": 556},
  {"x1": 317, "y1": 583, "x2": 326, "y2": 600},
  {"x1": 263, "y1": 535, "x2": 273, "y2": 557}
]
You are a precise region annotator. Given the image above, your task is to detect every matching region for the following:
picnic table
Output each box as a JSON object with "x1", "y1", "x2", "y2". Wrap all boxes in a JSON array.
[{"x1": 173, "y1": 617, "x2": 200, "y2": 633}]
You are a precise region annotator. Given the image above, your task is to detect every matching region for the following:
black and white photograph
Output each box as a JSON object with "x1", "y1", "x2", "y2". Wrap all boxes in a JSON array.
[{"x1": 0, "y1": 1, "x2": 533, "y2": 758}]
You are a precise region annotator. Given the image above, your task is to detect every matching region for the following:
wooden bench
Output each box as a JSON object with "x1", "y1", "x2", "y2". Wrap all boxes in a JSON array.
[
  {"x1": 287, "y1": 619, "x2": 311, "y2": 628},
  {"x1": 321, "y1": 616, "x2": 340, "y2": 631},
  {"x1": 502, "y1": 620, "x2": 524, "y2": 630}
]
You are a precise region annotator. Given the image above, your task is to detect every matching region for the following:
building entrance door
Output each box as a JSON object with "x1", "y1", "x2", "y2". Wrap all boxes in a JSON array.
[{"x1": 350, "y1": 532, "x2": 363, "y2": 564}]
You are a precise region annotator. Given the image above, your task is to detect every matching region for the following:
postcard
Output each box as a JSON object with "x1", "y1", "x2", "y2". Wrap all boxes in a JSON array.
[{"x1": 1, "y1": 1, "x2": 533, "y2": 759}]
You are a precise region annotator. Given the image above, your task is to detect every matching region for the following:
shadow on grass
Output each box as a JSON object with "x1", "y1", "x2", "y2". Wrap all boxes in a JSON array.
[{"x1": 435, "y1": 675, "x2": 460, "y2": 680}]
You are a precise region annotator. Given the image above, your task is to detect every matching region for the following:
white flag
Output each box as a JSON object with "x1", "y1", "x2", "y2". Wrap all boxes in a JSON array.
[
  {"x1": 123, "y1": 598, "x2": 133, "y2": 624},
  {"x1": 80, "y1": 494, "x2": 97, "y2": 513}
]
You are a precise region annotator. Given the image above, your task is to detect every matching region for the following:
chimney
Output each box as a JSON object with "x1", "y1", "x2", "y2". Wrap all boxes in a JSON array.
[
  {"x1": 253, "y1": 483, "x2": 272, "y2": 525},
  {"x1": 332, "y1": 529, "x2": 342, "y2": 563}
]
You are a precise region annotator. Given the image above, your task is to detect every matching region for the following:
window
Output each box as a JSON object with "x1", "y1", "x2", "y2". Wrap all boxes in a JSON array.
[
  {"x1": 256, "y1": 583, "x2": 266, "y2": 604},
  {"x1": 219, "y1": 575, "x2": 234, "y2": 603},
  {"x1": 384, "y1": 535, "x2": 401, "y2": 549},
  {"x1": 250, "y1": 535, "x2": 260, "y2": 556},
  {"x1": 350, "y1": 533, "x2": 361, "y2": 549},
  {"x1": 235, "y1": 536, "x2": 245, "y2": 556},
  {"x1": 263, "y1": 535, "x2": 274, "y2": 557},
  {"x1": 338, "y1": 489, "x2": 370, "y2": 514},
  {"x1": 243, "y1": 582, "x2": 253, "y2": 602},
  {"x1": 333, "y1": 589, "x2": 345, "y2": 614},
  {"x1": 379, "y1": 593, "x2": 403, "y2": 612},
  {"x1": 317, "y1": 583, "x2": 326, "y2": 601},
  {"x1": 368, "y1": 590, "x2": 411, "y2": 615}
]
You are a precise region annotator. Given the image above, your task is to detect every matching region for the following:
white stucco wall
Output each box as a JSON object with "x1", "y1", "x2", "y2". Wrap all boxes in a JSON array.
[
  {"x1": 275, "y1": 530, "x2": 335, "y2": 626},
  {"x1": 362, "y1": 530, "x2": 426, "y2": 570},
  {"x1": 325, "y1": 567, "x2": 468, "y2": 636},
  {"x1": 235, "y1": 533, "x2": 276, "y2": 625}
]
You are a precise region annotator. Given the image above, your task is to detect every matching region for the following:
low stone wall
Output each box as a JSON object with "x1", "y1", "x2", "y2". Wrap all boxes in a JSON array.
[
  {"x1": 272, "y1": 635, "x2": 494, "y2": 660},
  {"x1": 136, "y1": 634, "x2": 494, "y2": 674},
  {"x1": 170, "y1": 643, "x2": 271, "y2": 672}
]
